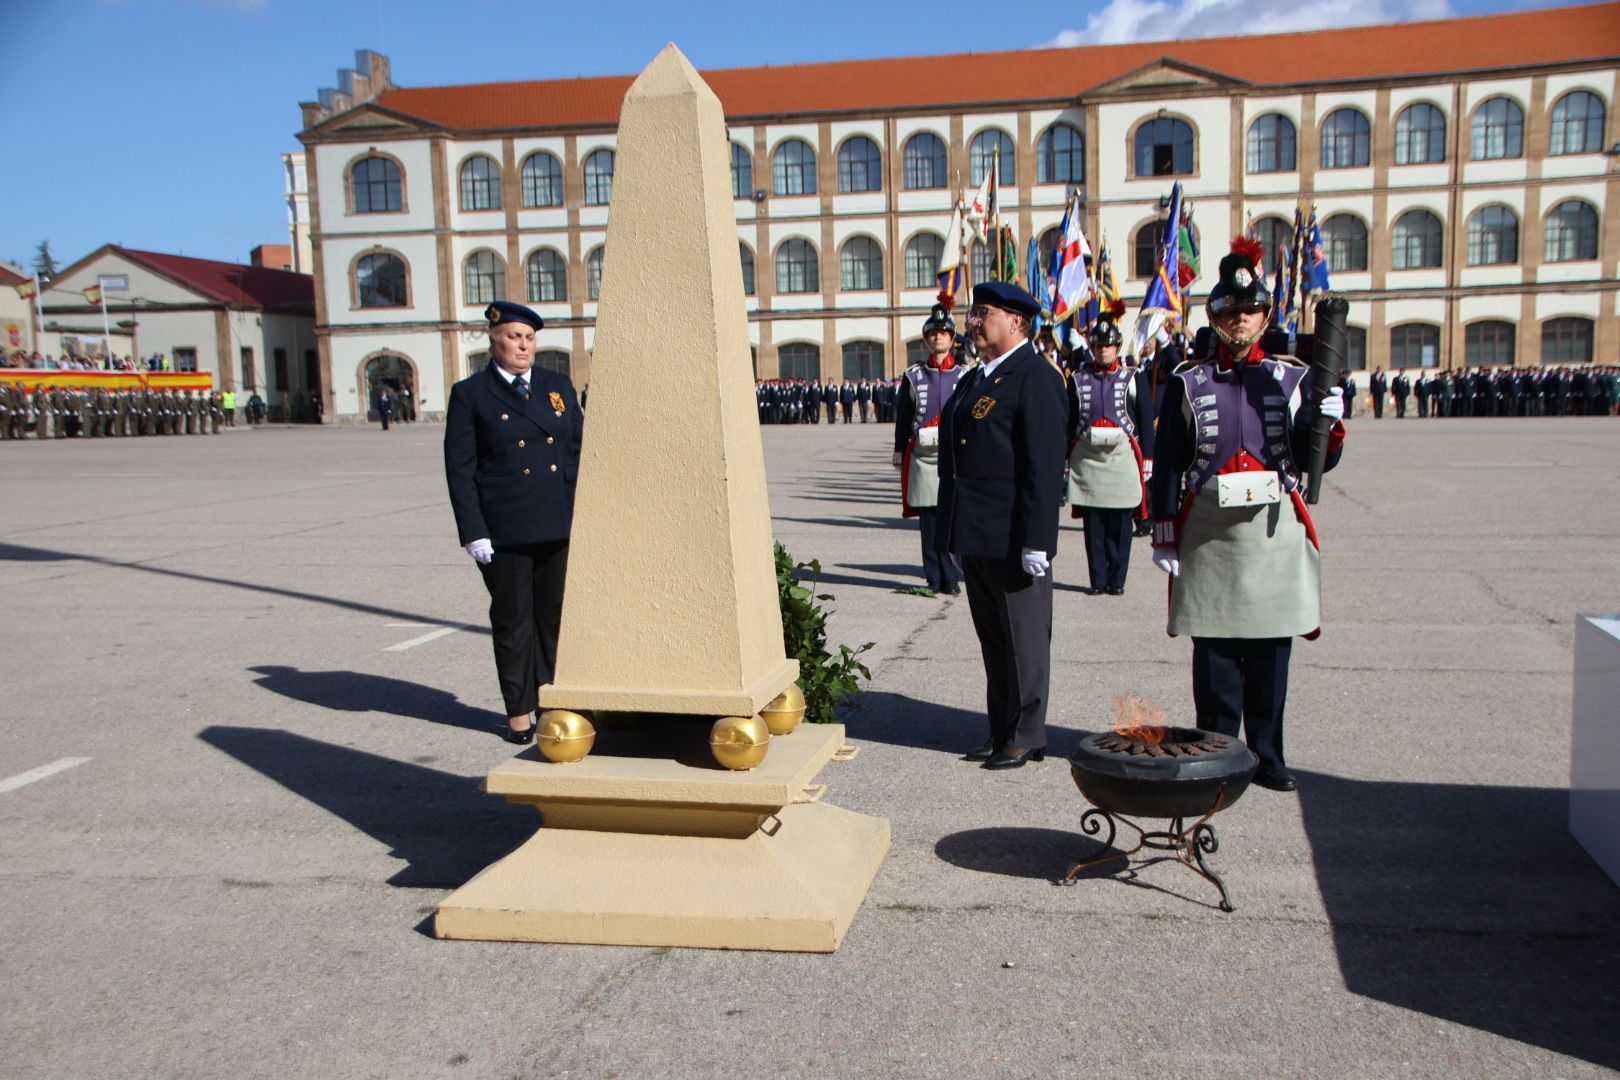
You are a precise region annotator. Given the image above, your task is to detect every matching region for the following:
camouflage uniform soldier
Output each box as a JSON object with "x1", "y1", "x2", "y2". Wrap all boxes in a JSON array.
[{"x1": 209, "y1": 391, "x2": 222, "y2": 433}]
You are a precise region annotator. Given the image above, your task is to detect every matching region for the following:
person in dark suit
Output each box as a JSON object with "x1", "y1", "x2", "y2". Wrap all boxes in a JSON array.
[
  {"x1": 1369, "y1": 368, "x2": 1387, "y2": 418},
  {"x1": 938, "y1": 281, "x2": 1068, "y2": 770},
  {"x1": 444, "y1": 301, "x2": 584, "y2": 744}
]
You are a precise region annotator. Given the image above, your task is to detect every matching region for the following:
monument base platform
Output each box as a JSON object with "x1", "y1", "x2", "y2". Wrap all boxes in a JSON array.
[
  {"x1": 433, "y1": 723, "x2": 890, "y2": 952},
  {"x1": 538, "y1": 658, "x2": 801, "y2": 718}
]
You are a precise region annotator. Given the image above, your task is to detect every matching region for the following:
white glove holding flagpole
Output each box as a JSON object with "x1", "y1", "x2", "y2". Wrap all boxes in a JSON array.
[
  {"x1": 1152, "y1": 548, "x2": 1180, "y2": 577},
  {"x1": 1320, "y1": 386, "x2": 1345, "y2": 421}
]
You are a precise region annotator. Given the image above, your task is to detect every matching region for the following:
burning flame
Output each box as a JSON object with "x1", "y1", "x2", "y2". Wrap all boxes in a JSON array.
[{"x1": 1111, "y1": 694, "x2": 1168, "y2": 745}]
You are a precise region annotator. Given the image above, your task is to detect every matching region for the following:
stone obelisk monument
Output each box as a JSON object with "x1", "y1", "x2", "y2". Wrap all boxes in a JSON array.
[
  {"x1": 537, "y1": 44, "x2": 799, "y2": 723},
  {"x1": 434, "y1": 45, "x2": 889, "y2": 953}
]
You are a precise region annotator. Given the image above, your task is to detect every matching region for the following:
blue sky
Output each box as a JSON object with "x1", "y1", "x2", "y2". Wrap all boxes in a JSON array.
[{"x1": 1, "y1": 0, "x2": 1570, "y2": 273}]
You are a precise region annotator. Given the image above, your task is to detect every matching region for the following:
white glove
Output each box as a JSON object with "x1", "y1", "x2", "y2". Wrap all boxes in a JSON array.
[
  {"x1": 1152, "y1": 547, "x2": 1180, "y2": 577},
  {"x1": 1141, "y1": 458, "x2": 1154, "y2": 482},
  {"x1": 1319, "y1": 386, "x2": 1345, "y2": 421},
  {"x1": 465, "y1": 538, "x2": 494, "y2": 564},
  {"x1": 891, "y1": 450, "x2": 903, "y2": 469},
  {"x1": 1020, "y1": 549, "x2": 1049, "y2": 578}
]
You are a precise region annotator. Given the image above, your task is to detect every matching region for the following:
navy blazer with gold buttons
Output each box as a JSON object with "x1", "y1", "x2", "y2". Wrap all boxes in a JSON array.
[
  {"x1": 937, "y1": 341, "x2": 1068, "y2": 561},
  {"x1": 444, "y1": 361, "x2": 583, "y2": 548}
]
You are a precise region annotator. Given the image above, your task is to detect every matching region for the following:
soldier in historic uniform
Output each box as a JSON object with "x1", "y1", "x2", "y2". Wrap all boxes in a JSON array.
[
  {"x1": 1065, "y1": 314, "x2": 1154, "y2": 596},
  {"x1": 1148, "y1": 238, "x2": 1346, "y2": 793},
  {"x1": 892, "y1": 304, "x2": 972, "y2": 595}
]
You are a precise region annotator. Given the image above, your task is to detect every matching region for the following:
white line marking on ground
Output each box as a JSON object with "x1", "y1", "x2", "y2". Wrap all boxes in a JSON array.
[
  {"x1": 0, "y1": 757, "x2": 92, "y2": 795},
  {"x1": 384, "y1": 622, "x2": 434, "y2": 627},
  {"x1": 384, "y1": 625, "x2": 467, "y2": 651}
]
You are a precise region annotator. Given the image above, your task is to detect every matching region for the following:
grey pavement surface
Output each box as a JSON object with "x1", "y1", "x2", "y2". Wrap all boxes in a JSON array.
[{"x1": 2, "y1": 415, "x2": 1618, "y2": 1079}]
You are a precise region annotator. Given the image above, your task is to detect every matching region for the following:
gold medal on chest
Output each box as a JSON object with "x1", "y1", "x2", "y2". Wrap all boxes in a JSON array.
[{"x1": 971, "y1": 396, "x2": 996, "y2": 419}]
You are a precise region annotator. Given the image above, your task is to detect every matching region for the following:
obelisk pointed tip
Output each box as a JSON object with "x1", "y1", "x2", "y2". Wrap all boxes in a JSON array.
[{"x1": 626, "y1": 42, "x2": 708, "y2": 99}]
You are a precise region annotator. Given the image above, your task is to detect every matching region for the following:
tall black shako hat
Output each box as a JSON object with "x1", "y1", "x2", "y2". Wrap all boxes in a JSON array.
[
  {"x1": 921, "y1": 302, "x2": 954, "y2": 336},
  {"x1": 485, "y1": 300, "x2": 545, "y2": 331},
  {"x1": 971, "y1": 281, "x2": 1041, "y2": 321},
  {"x1": 1086, "y1": 297, "x2": 1129, "y2": 348},
  {"x1": 1205, "y1": 237, "x2": 1270, "y2": 317}
]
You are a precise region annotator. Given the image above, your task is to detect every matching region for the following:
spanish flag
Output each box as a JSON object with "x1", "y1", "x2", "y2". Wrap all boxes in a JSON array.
[
  {"x1": 83, "y1": 284, "x2": 103, "y2": 305},
  {"x1": 15, "y1": 279, "x2": 37, "y2": 300}
]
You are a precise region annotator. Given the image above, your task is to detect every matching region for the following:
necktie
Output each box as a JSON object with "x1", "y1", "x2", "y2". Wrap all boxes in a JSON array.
[{"x1": 514, "y1": 375, "x2": 529, "y2": 401}]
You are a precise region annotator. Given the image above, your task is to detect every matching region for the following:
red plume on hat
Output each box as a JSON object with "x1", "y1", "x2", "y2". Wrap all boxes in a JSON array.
[
  {"x1": 1230, "y1": 235, "x2": 1265, "y2": 268},
  {"x1": 1107, "y1": 298, "x2": 1127, "y2": 320}
]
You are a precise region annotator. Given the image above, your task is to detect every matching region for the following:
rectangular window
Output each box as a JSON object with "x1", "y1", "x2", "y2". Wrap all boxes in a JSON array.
[
  {"x1": 273, "y1": 348, "x2": 288, "y2": 391},
  {"x1": 174, "y1": 347, "x2": 198, "y2": 373},
  {"x1": 241, "y1": 346, "x2": 256, "y2": 391},
  {"x1": 304, "y1": 349, "x2": 320, "y2": 393}
]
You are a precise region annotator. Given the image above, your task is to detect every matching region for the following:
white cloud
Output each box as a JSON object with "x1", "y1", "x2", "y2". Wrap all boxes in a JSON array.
[{"x1": 1045, "y1": 0, "x2": 1453, "y2": 46}]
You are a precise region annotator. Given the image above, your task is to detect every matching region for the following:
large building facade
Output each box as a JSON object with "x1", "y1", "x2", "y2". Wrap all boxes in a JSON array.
[{"x1": 297, "y1": 6, "x2": 1619, "y2": 421}]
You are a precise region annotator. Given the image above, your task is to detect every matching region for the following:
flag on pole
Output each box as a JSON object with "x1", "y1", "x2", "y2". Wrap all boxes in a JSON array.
[
  {"x1": 997, "y1": 224, "x2": 1018, "y2": 285},
  {"x1": 1025, "y1": 234, "x2": 1048, "y2": 317},
  {"x1": 1177, "y1": 210, "x2": 1200, "y2": 290},
  {"x1": 1303, "y1": 206, "x2": 1331, "y2": 296},
  {"x1": 1281, "y1": 206, "x2": 1305, "y2": 332},
  {"x1": 936, "y1": 199, "x2": 968, "y2": 308},
  {"x1": 15, "y1": 280, "x2": 37, "y2": 300},
  {"x1": 966, "y1": 158, "x2": 998, "y2": 242},
  {"x1": 83, "y1": 284, "x2": 103, "y2": 305},
  {"x1": 1048, "y1": 194, "x2": 1094, "y2": 324},
  {"x1": 1268, "y1": 243, "x2": 1287, "y2": 328},
  {"x1": 1132, "y1": 182, "x2": 1183, "y2": 356}
]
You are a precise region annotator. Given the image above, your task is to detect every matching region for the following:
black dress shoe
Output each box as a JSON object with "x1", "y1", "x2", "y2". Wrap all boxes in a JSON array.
[
  {"x1": 942, "y1": 585, "x2": 962, "y2": 595},
  {"x1": 503, "y1": 722, "x2": 535, "y2": 745},
  {"x1": 1077, "y1": 586, "x2": 1100, "y2": 595},
  {"x1": 983, "y1": 747, "x2": 1045, "y2": 769},
  {"x1": 1253, "y1": 766, "x2": 1297, "y2": 792},
  {"x1": 963, "y1": 741, "x2": 997, "y2": 762},
  {"x1": 1105, "y1": 586, "x2": 1124, "y2": 595}
]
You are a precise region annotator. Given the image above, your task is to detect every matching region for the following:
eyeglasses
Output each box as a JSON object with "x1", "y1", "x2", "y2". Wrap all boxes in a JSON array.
[{"x1": 966, "y1": 306, "x2": 1001, "y2": 321}]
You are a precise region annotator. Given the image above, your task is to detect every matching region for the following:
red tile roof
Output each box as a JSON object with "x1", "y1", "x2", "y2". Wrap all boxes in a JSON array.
[
  {"x1": 369, "y1": 2, "x2": 1620, "y2": 132},
  {"x1": 0, "y1": 265, "x2": 27, "y2": 287},
  {"x1": 114, "y1": 247, "x2": 313, "y2": 308}
]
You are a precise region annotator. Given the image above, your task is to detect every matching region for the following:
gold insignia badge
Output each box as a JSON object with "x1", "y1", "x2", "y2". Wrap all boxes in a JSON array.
[
  {"x1": 971, "y1": 395, "x2": 995, "y2": 419},
  {"x1": 548, "y1": 390, "x2": 565, "y2": 415},
  {"x1": 485, "y1": 304, "x2": 501, "y2": 325}
]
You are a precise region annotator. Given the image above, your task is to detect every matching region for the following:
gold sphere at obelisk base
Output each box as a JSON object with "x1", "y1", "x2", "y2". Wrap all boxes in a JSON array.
[
  {"x1": 536, "y1": 710, "x2": 596, "y2": 763},
  {"x1": 760, "y1": 684, "x2": 807, "y2": 736},
  {"x1": 710, "y1": 714, "x2": 771, "y2": 770}
]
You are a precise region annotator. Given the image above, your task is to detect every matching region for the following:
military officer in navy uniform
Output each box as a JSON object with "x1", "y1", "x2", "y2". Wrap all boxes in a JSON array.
[
  {"x1": 938, "y1": 282, "x2": 1069, "y2": 769},
  {"x1": 893, "y1": 303, "x2": 973, "y2": 594},
  {"x1": 444, "y1": 300, "x2": 584, "y2": 744},
  {"x1": 1065, "y1": 314, "x2": 1154, "y2": 595},
  {"x1": 1149, "y1": 238, "x2": 1346, "y2": 792}
]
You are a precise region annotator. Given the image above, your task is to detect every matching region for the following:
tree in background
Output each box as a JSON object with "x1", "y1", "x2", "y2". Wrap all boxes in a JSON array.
[{"x1": 33, "y1": 241, "x2": 58, "y2": 282}]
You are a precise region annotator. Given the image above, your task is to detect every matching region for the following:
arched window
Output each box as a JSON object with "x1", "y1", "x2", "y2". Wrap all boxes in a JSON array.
[
  {"x1": 1390, "y1": 324, "x2": 1440, "y2": 368},
  {"x1": 842, "y1": 341, "x2": 885, "y2": 380},
  {"x1": 904, "y1": 233, "x2": 944, "y2": 289},
  {"x1": 585, "y1": 246, "x2": 605, "y2": 301},
  {"x1": 1132, "y1": 220, "x2": 1167, "y2": 279},
  {"x1": 463, "y1": 250, "x2": 504, "y2": 305},
  {"x1": 536, "y1": 350, "x2": 571, "y2": 378},
  {"x1": 838, "y1": 136, "x2": 883, "y2": 193},
  {"x1": 525, "y1": 248, "x2": 567, "y2": 303},
  {"x1": 1471, "y1": 97, "x2": 1524, "y2": 160},
  {"x1": 1391, "y1": 209, "x2": 1443, "y2": 270},
  {"x1": 731, "y1": 142, "x2": 753, "y2": 199},
  {"x1": 1252, "y1": 216, "x2": 1292, "y2": 274},
  {"x1": 355, "y1": 252, "x2": 406, "y2": 307},
  {"x1": 1320, "y1": 108, "x2": 1371, "y2": 168},
  {"x1": 772, "y1": 139, "x2": 817, "y2": 196},
  {"x1": 1345, "y1": 326, "x2": 1368, "y2": 371},
  {"x1": 776, "y1": 238, "x2": 819, "y2": 293},
  {"x1": 1321, "y1": 215, "x2": 1369, "y2": 273},
  {"x1": 1036, "y1": 123, "x2": 1084, "y2": 185},
  {"x1": 739, "y1": 242, "x2": 755, "y2": 296},
  {"x1": 1246, "y1": 113, "x2": 1296, "y2": 173},
  {"x1": 969, "y1": 129, "x2": 1015, "y2": 185},
  {"x1": 583, "y1": 149, "x2": 615, "y2": 205},
  {"x1": 520, "y1": 152, "x2": 563, "y2": 208},
  {"x1": 1544, "y1": 200, "x2": 1599, "y2": 261},
  {"x1": 1466, "y1": 206, "x2": 1519, "y2": 266},
  {"x1": 1466, "y1": 321, "x2": 1516, "y2": 366},
  {"x1": 969, "y1": 240, "x2": 993, "y2": 285},
  {"x1": 1394, "y1": 103, "x2": 1446, "y2": 165},
  {"x1": 839, "y1": 236, "x2": 884, "y2": 291},
  {"x1": 1133, "y1": 117, "x2": 1192, "y2": 176},
  {"x1": 777, "y1": 342, "x2": 819, "y2": 381},
  {"x1": 351, "y1": 156, "x2": 402, "y2": 213},
  {"x1": 902, "y1": 133, "x2": 947, "y2": 190},
  {"x1": 1550, "y1": 91, "x2": 1606, "y2": 155},
  {"x1": 459, "y1": 155, "x2": 501, "y2": 211},
  {"x1": 1542, "y1": 317, "x2": 1595, "y2": 364}
]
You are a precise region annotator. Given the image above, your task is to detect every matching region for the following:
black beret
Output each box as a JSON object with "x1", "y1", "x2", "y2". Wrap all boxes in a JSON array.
[
  {"x1": 485, "y1": 300, "x2": 544, "y2": 331},
  {"x1": 971, "y1": 281, "x2": 1041, "y2": 321}
]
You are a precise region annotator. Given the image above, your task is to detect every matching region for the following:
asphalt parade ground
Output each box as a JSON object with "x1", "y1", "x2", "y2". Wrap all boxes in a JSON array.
[{"x1": 2, "y1": 415, "x2": 1618, "y2": 1079}]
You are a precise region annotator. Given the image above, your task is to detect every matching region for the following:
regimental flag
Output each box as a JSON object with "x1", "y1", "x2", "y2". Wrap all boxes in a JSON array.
[
  {"x1": 1177, "y1": 209, "x2": 1200, "y2": 290},
  {"x1": 1048, "y1": 194, "x2": 1094, "y2": 324},
  {"x1": 966, "y1": 158, "x2": 999, "y2": 242},
  {"x1": 1269, "y1": 243, "x2": 1287, "y2": 328},
  {"x1": 937, "y1": 199, "x2": 968, "y2": 307},
  {"x1": 83, "y1": 284, "x2": 103, "y2": 305},
  {"x1": 1026, "y1": 234, "x2": 1048, "y2": 319},
  {"x1": 998, "y1": 224, "x2": 1018, "y2": 285},
  {"x1": 1132, "y1": 182, "x2": 1184, "y2": 356},
  {"x1": 1303, "y1": 207, "x2": 1331, "y2": 295},
  {"x1": 1281, "y1": 206, "x2": 1305, "y2": 332},
  {"x1": 15, "y1": 279, "x2": 37, "y2": 301}
]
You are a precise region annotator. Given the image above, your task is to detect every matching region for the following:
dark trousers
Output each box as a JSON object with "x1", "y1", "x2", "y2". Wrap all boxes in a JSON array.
[
  {"x1": 1394, "y1": 396, "x2": 1407, "y2": 418},
  {"x1": 825, "y1": 403, "x2": 837, "y2": 423},
  {"x1": 1081, "y1": 506, "x2": 1134, "y2": 591},
  {"x1": 1191, "y1": 636, "x2": 1292, "y2": 772},
  {"x1": 841, "y1": 402, "x2": 853, "y2": 422},
  {"x1": 1372, "y1": 395, "x2": 1384, "y2": 418},
  {"x1": 1417, "y1": 396, "x2": 1428, "y2": 418},
  {"x1": 915, "y1": 506, "x2": 960, "y2": 592},
  {"x1": 479, "y1": 540, "x2": 569, "y2": 717},
  {"x1": 963, "y1": 555, "x2": 1053, "y2": 752}
]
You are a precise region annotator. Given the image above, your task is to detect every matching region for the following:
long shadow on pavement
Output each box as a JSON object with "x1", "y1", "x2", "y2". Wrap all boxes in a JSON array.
[
  {"x1": 248, "y1": 665, "x2": 500, "y2": 735},
  {"x1": 1295, "y1": 769, "x2": 1620, "y2": 1069},
  {"x1": 841, "y1": 689, "x2": 1091, "y2": 761},
  {"x1": 198, "y1": 726, "x2": 533, "y2": 891}
]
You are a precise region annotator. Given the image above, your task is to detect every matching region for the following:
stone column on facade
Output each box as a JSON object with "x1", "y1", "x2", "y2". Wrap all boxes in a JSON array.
[
  {"x1": 751, "y1": 125, "x2": 776, "y2": 377},
  {"x1": 430, "y1": 138, "x2": 459, "y2": 396},
  {"x1": 502, "y1": 137, "x2": 523, "y2": 302},
  {"x1": 303, "y1": 146, "x2": 333, "y2": 421}
]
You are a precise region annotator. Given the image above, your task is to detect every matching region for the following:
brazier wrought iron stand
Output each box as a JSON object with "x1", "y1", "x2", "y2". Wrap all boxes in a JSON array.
[{"x1": 1062, "y1": 784, "x2": 1235, "y2": 912}]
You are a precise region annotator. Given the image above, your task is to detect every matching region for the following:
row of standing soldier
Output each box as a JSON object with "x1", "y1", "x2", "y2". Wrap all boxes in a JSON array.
[
  {"x1": 756, "y1": 378, "x2": 903, "y2": 425},
  {"x1": 1364, "y1": 366, "x2": 1619, "y2": 418},
  {"x1": 0, "y1": 385, "x2": 228, "y2": 439}
]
